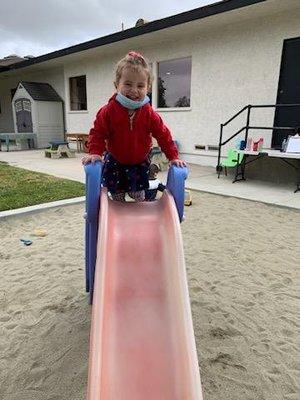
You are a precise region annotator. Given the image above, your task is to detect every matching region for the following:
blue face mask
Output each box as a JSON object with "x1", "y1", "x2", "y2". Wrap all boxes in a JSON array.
[{"x1": 116, "y1": 92, "x2": 150, "y2": 110}]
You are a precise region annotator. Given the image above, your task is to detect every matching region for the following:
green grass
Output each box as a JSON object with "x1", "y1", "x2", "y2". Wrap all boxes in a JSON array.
[{"x1": 0, "y1": 162, "x2": 85, "y2": 211}]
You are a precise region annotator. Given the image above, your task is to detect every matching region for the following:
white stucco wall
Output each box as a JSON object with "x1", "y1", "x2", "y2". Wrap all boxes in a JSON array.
[
  {"x1": 63, "y1": 57, "x2": 114, "y2": 133},
  {"x1": 148, "y1": 8, "x2": 300, "y2": 165},
  {"x1": 1, "y1": 1, "x2": 300, "y2": 167},
  {"x1": 62, "y1": 6, "x2": 300, "y2": 166}
]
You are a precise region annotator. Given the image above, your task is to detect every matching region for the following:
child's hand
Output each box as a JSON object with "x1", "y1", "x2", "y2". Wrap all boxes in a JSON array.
[
  {"x1": 170, "y1": 158, "x2": 187, "y2": 168},
  {"x1": 81, "y1": 154, "x2": 103, "y2": 165}
]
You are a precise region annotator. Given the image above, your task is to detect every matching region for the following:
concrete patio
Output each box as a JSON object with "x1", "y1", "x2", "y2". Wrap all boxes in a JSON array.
[{"x1": 0, "y1": 149, "x2": 299, "y2": 210}]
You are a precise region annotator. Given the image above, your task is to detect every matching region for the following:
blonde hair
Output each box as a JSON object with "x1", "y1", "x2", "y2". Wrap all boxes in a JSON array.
[{"x1": 114, "y1": 51, "x2": 152, "y2": 90}]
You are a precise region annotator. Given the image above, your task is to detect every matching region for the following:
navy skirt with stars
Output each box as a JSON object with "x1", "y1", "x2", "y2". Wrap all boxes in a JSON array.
[{"x1": 102, "y1": 153, "x2": 150, "y2": 194}]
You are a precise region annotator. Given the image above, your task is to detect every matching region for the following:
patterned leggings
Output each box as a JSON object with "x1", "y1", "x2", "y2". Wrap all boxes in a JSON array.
[{"x1": 111, "y1": 190, "x2": 145, "y2": 202}]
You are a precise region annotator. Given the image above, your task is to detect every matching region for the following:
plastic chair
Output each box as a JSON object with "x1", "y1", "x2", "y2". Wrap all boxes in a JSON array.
[{"x1": 217, "y1": 149, "x2": 244, "y2": 178}]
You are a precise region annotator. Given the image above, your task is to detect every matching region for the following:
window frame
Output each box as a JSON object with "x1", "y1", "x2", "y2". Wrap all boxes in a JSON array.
[
  {"x1": 155, "y1": 56, "x2": 192, "y2": 112},
  {"x1": 69, "y1": 75, "x2": 88, "y2": 112}
]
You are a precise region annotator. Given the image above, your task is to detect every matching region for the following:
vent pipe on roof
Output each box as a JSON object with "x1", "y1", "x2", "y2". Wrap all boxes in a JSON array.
[{"x1": 135, "y1": 18, "x2": 149, "y2": 27}]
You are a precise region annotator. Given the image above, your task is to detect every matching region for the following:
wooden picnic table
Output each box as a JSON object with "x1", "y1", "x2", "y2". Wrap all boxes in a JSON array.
[
  {"x1": 45, "y1": 140, "x2": 76, "y2": 159},
  {"x1": 66, "y1": 133, "x2": 89, "y2": 153}
]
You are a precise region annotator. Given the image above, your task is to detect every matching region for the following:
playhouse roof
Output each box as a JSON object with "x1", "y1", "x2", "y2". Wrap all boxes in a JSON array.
[{"x1": 19, "y1": 82, "x2": 62, "y2": 102}]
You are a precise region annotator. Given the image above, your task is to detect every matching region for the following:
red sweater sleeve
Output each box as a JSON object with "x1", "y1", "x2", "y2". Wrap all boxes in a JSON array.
[
  {"x1": 88, "y1": 106, "x2": 109, "y2": 155},
  {"x1": 150, "y1": 109, "x2": 179, "y2": 161}
]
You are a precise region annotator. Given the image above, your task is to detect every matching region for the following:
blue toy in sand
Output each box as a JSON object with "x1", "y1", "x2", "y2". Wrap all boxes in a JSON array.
[
  {"x1": 84, "y1": 163, "x2": 188, "y2": 303},
  {"x1": 20, "y1": 238, "x2": 33, "y2": 246}
]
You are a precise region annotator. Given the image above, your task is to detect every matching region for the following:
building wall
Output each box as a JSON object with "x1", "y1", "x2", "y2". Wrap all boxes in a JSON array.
[
  {"x1": 1, "y1": 5, "x2": 300, "y2": 168},
  {"x1": 63, "y1": 57, "x2": 113, "y2": 133},
  {"x1": 63, "y1": 7, "x2": 300, "y2": 166},
  {"x1": 148, "y1": 8, "x2": 300, "y2": 165}
]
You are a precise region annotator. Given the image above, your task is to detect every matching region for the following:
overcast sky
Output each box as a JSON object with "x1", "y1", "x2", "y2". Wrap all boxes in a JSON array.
[{"x1": 0, "y1": 0, "x2": 216, "y2": 59}]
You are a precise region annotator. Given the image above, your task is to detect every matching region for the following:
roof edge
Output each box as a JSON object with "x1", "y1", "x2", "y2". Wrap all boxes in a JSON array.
[{"x1": 0, "y1": 0, "x2": 265, "y2": 74}]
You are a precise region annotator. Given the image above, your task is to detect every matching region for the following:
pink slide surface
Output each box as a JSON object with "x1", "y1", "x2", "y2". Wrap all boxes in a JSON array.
[{"x1": 87, "y1": 189, "x2": 203, "y2": 399}]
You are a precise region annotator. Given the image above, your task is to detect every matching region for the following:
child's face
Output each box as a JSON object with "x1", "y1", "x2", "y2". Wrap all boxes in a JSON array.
[{"x1": 116, "y1": 67, "x2": 149, "y2": 101}]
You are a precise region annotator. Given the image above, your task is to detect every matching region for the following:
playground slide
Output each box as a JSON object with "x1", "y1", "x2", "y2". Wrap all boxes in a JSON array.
[{"x1": 87, "y1": 188, "x2": 203, "y2": 399}]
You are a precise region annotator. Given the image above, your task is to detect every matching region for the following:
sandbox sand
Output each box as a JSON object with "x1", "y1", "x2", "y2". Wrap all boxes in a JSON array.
[{"x1": 0, "y1": 192, "x2": 299, "y2": 400}]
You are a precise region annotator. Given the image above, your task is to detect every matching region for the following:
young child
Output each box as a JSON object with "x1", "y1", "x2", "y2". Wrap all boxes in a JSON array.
[
  {"x1": 145, "y1": 163, "x2": 166, "y2": 201},
  {"x1": 82, "y1": 51, "x2": 186, "y2": 201}
]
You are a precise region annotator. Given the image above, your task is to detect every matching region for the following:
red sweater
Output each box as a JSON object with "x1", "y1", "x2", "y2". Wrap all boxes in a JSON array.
[{"x1": 88, "y1": 94, "x2": 178, "y2": 165}]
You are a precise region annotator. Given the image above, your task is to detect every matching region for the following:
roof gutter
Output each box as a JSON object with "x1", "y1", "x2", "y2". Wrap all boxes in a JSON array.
[{"x1": 0, "y1": 0, "x2": 265, "y2": 74}]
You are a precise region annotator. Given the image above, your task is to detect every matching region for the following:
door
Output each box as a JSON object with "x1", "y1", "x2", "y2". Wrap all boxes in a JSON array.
[
  {"x1": 272, "y1": 37, "x2": 300, "y2": 149},
  {"x1": 15, "y1": 98, "x2": 33, "y2": 133}
]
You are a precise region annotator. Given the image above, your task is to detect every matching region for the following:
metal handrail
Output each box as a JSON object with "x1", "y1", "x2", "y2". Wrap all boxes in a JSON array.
[
  {"x1": 221, "y1": 126, "x2": 247, "y2": 146},
  {"x1": 217, "y1": 103, "x2": 300, "y2": 171},
  {"x1": 222, "y1": 105, "x2": 249, "y2": 127},
  {"x1": 247, "y1": 104, "x2": 300, "y2": 108}
]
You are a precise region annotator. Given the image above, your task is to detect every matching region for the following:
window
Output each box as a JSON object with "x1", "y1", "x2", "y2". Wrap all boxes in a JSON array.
[
  {"x1": 23, "y1": 100, "x2": 31, "y2": 112},
  {"x1": 157, "y1": 57, "x2": 191, "y2": 108},
  {"x1": 15, "y1": 101, "x2": 22, "y2": 112},
  {"x1": 69, "y1": 75, "x2": 87, "y2": 111}
]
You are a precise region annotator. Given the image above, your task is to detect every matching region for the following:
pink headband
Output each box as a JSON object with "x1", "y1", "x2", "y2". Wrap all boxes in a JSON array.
[{"x1": 128, "y1": 51, "x2": 144, "y2": 60}]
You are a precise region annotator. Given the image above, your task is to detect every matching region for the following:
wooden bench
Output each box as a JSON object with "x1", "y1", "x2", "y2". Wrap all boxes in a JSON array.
[{"x1": 66, "y1": 133, "x2": 89, "y2": 153}]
